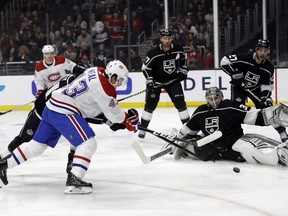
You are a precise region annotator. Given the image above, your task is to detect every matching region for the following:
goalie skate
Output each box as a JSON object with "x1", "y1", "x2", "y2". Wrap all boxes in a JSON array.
[
  {"x1": 64, "y1": 172, "x2": 93, "y2": 194},
  {"x1": 0, "y1": 159, "x2": 8, "y2": 188}
]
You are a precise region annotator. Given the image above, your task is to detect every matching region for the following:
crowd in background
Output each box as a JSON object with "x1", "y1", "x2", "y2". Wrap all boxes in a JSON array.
[{"x1": 0, "y1": 0, "x2": 261, "y2": 71}]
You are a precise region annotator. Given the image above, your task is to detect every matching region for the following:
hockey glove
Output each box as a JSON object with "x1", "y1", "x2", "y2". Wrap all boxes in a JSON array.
[
  {"x1": 124, "y1": 108, "x2": 139, "y2": 132},
  {"x1": 105, "y1": 119, "x2": 126, "y2": 131},
  {"x1": 177, "y1": 67, "x2": 188, "y2": 82},
  {"x1": 35, "y1": 89, "x2": 43, "y2": 98},
  {"x1": 146, "y1": 77, "x2": 155, "y2": 91},
  {"x1": 230, "y1": 72, "x2": 244, "y2": 88},
  {"x1": 261, "y1": 97, "x2": 273, "y2": 107}
]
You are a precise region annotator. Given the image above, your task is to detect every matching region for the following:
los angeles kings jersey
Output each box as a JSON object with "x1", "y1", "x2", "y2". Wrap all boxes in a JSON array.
[
  {"x1": 142, "y1": 43, "x2": 187, "y2": 83},
  {"x1": 182, "y1": 100, "x2": 265, "y2": 149},
  {"x1": 220, "y1": 53, "x2": 274, "y2": 98},
  {"x1": 46, "y1": 67, "x2": 126, "y2": 124}
]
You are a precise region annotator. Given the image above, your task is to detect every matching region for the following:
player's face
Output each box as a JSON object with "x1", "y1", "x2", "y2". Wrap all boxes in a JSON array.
[
  {"x1": 206, "y1": 95, "x2": 222, "y2": 109},
  {"x1": 110, "y1": 76, "x2": 127, "y2": 88},
  {"x1": 255, "y1": 47, "x2": 270, "y2": 62},
  {"x1": 161, "y1": 36, "x2": 173, "y2": 48},
  {"x1": 44, "y1": 52, "x2": 55, "y2": 64}
]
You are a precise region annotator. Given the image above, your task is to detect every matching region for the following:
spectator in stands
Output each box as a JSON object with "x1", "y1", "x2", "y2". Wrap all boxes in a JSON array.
[
  {"x1": 29, "y1": 41, "x2": 42, "y2": 61},
  {"x1": 15, "y1": 45, "x2": 30, "y2": 62},
  {"x1": 187, "y1": 42, "x2": 204, "y2": 65},
  {"x1": 195, "y1": 32, "x2": 206, "y2": 47},
  {"x1": 108, "y1": 10, "x2": 126, "y2": 47},
  {"x1": 77, "y1": 42, "x2": 90, "y2": 63},
  {"x1": 93, "y1": 43, "x2": 110, "y2": 68},
  {"x1": 152, "y1": 30, "x2": 161, "y2": 46},
  {"x1": 187, "y1": 54, "x2": 204, "y2": 70},
  {"x1": 101, "y1": 7, "x2": 113, "y2": 27},
  {"x1": 76, "y1": 28, "x2": 92, "y2": 49},
  {"x1": 92, "y1": 20, "x2": 110, "y2": 48},
  {"x1": 204, "y1": 46, "x2": 214, "y2": 69},
  {"x1": 131, "y1": 10, "x2": 143, "y2": 44},
  {"x1": 130, "y1": 48, "x2": 142, "y2": 72},
  {"x1": 62, "y1": 29, "x2": 77, "y2": 49},
  {"x1": 117, "y1": 49, "x2": 128, "y2": 67},
  {"x1": 51, "y1": 30, "x2": 63, "y2": 54},
  {"x1": 173, "y1": 32, "x2": 185, "y2": 47}
]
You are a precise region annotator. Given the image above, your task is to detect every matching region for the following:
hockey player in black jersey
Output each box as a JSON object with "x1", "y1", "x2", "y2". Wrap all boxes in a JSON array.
[
  {"x1": 173, "y1": 87, "x2": 288, "y2": 166},
  {"x1": 138, "y1": 29, "x2": 190, "y2": 138},
  {"x1": 220, "y1": 39, "x2": 288, "y2": 142}
]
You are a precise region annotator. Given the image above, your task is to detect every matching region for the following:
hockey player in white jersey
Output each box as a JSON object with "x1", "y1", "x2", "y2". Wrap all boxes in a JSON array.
[
  {"x1": 34, "y1": 45, "x2": 76, "y2": 97},
  {"x1": 0, "y1": 60, "x2": 139, "y2": 194}
]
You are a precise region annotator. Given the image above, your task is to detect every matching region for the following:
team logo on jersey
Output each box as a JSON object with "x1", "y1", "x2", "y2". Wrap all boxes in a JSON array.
[
  {"x1": 205, "y1": 117, "x2": 219, "y2": 134},
  {"x1": 48, "y1": 72, "x2": 61, "y2": 81},
  {"x1": 163, "y1": 59, "x2": 176, "y2": 74},
  {"x1": 244, "y1": 71, "x2": 260, "y2": 87},
  {"x1": 26, "y1": 129, "x2": 34, "y2": 136}
]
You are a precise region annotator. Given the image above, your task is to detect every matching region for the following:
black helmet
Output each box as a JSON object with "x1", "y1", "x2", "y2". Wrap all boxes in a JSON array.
[
  {"x1": 205, "y1": 87, "x2": 223, "y2": 109},
  {"x1": 73, "y1": 63, "x2": 90, "y2": 76},
  {"x1": 160, "y1": 29, "x2": 172, "y2": 37},
  {"x1": 256, "y1": 39, "x2": 270, "y2": 49}
]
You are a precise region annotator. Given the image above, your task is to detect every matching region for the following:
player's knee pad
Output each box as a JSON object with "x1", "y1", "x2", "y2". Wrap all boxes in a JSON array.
[{"x1": 72, "y1": 138, "x2": 97, "y2": 179}]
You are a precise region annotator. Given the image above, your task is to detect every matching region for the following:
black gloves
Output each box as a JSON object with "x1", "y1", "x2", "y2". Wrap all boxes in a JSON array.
[
  {"x1": 230, "y1": 72, "x2": 244, "y2": 88},
  {"x1": 260, "y1": 97, "x2": 273, "y2": 107},
  {"x1": 146, "y1": 77, "x2": 155, "y2": 91}
]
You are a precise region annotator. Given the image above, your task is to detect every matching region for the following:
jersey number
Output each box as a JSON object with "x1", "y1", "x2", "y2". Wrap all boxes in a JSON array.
[
  {"x1": 228, "y1": 54, "x2": 238, "y2": 61},
  {"x1": 63, "y1": 80, "x2": 88, "y2": 98}
]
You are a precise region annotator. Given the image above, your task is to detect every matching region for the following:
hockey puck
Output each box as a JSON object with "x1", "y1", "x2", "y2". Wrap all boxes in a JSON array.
[{"x1": 233, "y1": 167, "x2": 240, "y2": 173}]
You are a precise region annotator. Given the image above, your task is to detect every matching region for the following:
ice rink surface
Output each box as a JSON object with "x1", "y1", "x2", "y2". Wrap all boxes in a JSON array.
[{"x1": 0, "y1": 108, "x2": 288, "y2": 216}]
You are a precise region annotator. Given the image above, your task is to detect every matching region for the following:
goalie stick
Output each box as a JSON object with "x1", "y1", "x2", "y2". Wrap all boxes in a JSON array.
[
  {"x1": 132, "y1": 128, "x2": 222, "y2": 164},
  {"x1": 0, "y1": 100, "x2": 34, "y2": 116}
]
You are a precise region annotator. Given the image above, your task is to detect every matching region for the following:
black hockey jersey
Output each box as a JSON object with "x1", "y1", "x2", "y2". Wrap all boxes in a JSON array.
[
  {"x1": 34, "y1": 74, "x2": 76, "y2": 116},
  {"x1": 186, "y1": 99, "x2": 265, "y2": 150},
  {"x1": 142, "y1": 43, "x2": 187, "y2": 83},
  {"x1": 220, "y1": 53, "x2": 274, "y2": 98}
]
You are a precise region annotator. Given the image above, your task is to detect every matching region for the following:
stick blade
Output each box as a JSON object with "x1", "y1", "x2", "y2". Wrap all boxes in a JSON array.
[
  {"x1": 131, "y1": 141, "x2": 149, "y2": 164},
  {"x1": 196, "y1": 131, "x2": 222, "y2": 147}
]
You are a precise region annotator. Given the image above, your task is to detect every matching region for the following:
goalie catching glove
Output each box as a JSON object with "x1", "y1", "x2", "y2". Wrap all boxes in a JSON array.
[
  {"x1": 123, "y1": 108, "x2": 139, "y2": 132},
  {"x1": 262, "y1": 103, "x2": 288, "y2": 127}
]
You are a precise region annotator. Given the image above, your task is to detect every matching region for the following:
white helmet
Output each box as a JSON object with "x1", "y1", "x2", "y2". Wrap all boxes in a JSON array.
[
  {"x1": 42, "y1": 45, "x2": 55, "y2": 54},
  {"x1": 106, "y1": 60, "x2": 129, "y2": 87}
]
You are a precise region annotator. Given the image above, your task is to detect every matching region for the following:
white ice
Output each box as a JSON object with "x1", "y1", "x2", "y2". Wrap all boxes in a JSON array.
[{"x1": 0, "y1": 108, "x2": 288, "y2": 216}]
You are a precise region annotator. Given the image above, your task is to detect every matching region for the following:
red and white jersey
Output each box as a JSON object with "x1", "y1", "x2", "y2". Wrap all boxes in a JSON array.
[
  {"x1": 46, "y1": 67, "x2": 126, "y2": 123},
  {"x1": 34, "y1": 56, "x2": 76, "y2": 91}
]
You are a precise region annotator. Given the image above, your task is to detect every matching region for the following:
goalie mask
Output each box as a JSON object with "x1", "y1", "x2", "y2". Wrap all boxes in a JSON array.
[
  {"x1": 105, "y1": 60, "x2": 129, "y2": 87},
  {"x1": 205, "y1": 87, "x2": 223, "y2": 109}
]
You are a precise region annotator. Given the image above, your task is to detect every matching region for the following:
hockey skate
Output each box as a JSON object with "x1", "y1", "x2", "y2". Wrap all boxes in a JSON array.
[
  {"x1": 66, "y1": 150, "x2": 75, "y2": 173},
  {"x1": 280, "y1": 131, "x2": 288, "y2": 143},
  {"x1": 64, "y1": 172, "x2": 93, "y2": 194},
  {"x1": 277, "y1": 144, "x2": 288, "y2": 166},
  {"x1": 0, "y1": 158, "x2": 8, "y2": 188}
]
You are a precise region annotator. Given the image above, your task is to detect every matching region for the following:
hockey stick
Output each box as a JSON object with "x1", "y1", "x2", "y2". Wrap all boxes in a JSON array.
[
  {"x1": 132, "y1": 127, "x2": 222, "y2": 164},
  {"x1": 117, "y1": 78, "x2": 178, "y2": 102},
  {"x1": 132, "y1": 141, "x2": 173, "y2": 164},
  {"x1": 0, "y1": 100, "x2": 34, "y2": 116},
  {"x1": 138, "y1": 126, "x2": 222, "y2": 147}
]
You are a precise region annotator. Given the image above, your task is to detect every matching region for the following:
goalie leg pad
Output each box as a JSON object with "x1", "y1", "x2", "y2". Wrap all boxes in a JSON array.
[{"x1": 232, "y1": 134, "x2": 280, "y2": 166}]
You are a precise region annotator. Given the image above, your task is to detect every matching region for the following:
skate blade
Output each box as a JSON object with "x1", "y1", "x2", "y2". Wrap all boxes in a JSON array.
[{"x1": 64, "y1": 186, "x2": 93, "y2": 194}]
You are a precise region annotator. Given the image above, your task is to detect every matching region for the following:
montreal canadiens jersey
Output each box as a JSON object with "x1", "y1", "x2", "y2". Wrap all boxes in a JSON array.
[
  {"x1": 34, "y1": 55, "x2": 76, "y2": 90},
  {"x1": 46, "y1": 67, "x2": 126, "y2": 123},
  {"x1": 183, "y1": 100, "x2": 265, "y2": 149}
]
